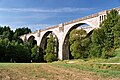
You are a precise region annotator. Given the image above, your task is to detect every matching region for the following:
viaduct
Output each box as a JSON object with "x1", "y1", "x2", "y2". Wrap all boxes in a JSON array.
[{"x1": 20, "y1": 7, "x2": 120, "y2": 60}]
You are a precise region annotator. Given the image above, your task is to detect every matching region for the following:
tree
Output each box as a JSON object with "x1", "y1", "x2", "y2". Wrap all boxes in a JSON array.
[
  {"x1": 14, "y1": 27, "x2": 31, "y2": 37},
  {"x1": 0, "y1": 26, "x2": 32, "y2": 62},
  {"x1": 44, "y1": 34, "x2": 57, "y2": 62},
  {"x1": 2, "y1": 30, "x2": 13, "y2": 41},
  {"x1": 13, "y1": 43, "x2": 31, "y2": 62},
  {"x1": 70, "y1": 41, "x2": 82, "y2": 59},
  {"x1": 112, "y1": 17, "x2": 120, "y2": 48},
  {"x1": 0, "y1": 26, "x2": 14, "y2": 41},
  {"x1": 69, "y1": 29, "x2": 87, "y2": 59},
  {"x1": 100, "y1": 9, "x2": 119, "y2": 51},
  {"x1": 90, "y1": 29, "x2": 105, "y2": 57},
  {"x1": 13, "y1": 27, "x2": 31, "y2": 42},
  {"x1": 82, "y1": 37, "x2": 91, "y2": 58},
  {"x1": 27, "y1": 36, "x2": 37, "y2": 48},
  {"x1": 69, "y1": 29, "x2": 86, "y2": 45},
  {"x1": 90, "y1": 9, "x2": 119, "y2": 58},
  {"x1": 31, "y1": 45, "x2": 44, "y2": 62}
]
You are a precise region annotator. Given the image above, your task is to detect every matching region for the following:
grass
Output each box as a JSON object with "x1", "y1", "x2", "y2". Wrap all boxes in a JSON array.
[
  {"x1": 0, "y1": 63, "x2": 48, "y2": 80},
  {"x1": 0, "y1": 58, "x2": 120, "y2": 80},
  {"x1": 107, "y1": 48, "x2": 120, "y2": 63},
  {"x1": 0, "y1": 48, "x2": 120, "y2": 80},
  {"x1": 51, "y1": 61, "x2": 120, "y2": 78}
]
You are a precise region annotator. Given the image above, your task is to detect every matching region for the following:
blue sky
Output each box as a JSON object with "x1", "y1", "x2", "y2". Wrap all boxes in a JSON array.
[{"x1": 0, "y1": 0, "x2": 120, "y2": 32}]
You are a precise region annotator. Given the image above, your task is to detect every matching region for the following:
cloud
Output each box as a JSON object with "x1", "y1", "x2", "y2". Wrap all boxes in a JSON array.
[
  {"x1": 0, "y1": 7, "x2": 94, "y2": 13},
  {"x1": 0, "y1": 23, "x2": 54, "y2": 32},
  {"x1": 21, "y1": 24, "x2": 54, "y2": 31}
]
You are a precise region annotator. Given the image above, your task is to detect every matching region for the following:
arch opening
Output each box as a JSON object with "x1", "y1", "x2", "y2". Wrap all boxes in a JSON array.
[
  {"x1": 40, "y1": 31, "x2": 59, "y2": 58},
  {"x1": 63, "y1": 23, "x2": 93, "y2": 60},
  {"x1": 27, "y1": 35, "x2": 37, "y2": 47}
]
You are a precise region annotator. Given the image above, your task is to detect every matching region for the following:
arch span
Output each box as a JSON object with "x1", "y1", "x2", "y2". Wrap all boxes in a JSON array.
[
  {"x1": 27, "y1": 35, "x2": 37, "y2": 46},
  {"x1": 28, "y1": 35, "x2": 35, "y2": 42},
  {"x1": 62, "y1": 23, "x2": 94, "y2": 60},
  {"x1": 40, "y1": 31, "x2": 59, "y2": 57}
]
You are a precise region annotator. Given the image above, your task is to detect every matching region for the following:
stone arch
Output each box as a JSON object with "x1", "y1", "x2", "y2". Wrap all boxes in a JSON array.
[
  {"x1": 28, "y1": 35, "x2": 37, "y2": 46},
  {"x1": 28, "y1": 35, "x2": 35, "y2": 42},
  {"x1": 40, "y1": 31, "x2": 59, "y2": 57},
  {"x1": 86, "y1": 29, "x2": 94, "y2": 37},
  {"x1": 62, "y1": 23, "x2": 94, "y2": 60}
]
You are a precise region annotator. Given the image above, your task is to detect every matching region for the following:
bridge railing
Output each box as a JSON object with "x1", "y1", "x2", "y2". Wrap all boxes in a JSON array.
[
  {"x1": 41, "y1": 25, "x2": 59, "y2": 31},
  {"x1": 63, "y1": 13, "x2": 99, "y2": 26}
]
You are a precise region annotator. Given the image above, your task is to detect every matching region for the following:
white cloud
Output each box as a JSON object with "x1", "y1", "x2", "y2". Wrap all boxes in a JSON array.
[
  {"x1": 0, "y1": 23, "x2": 54, "y2": 32},
  {"x1": 0, "y1": 7, "x2": 94, "y2": 13},
  {"x1": 21, "y1": 24, "x2": 54, "y2": 32}
]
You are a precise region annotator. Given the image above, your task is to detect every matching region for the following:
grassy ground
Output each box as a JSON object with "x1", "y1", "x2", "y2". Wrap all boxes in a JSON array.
[{"x1": 0, "y1": 61, "x2": 120, "y2": 80}]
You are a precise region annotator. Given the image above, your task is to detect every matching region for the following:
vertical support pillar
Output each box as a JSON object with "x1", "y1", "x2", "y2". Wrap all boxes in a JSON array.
[
  {"x1": 37, "y1": 30, "x2": 41, "y2": 46},
  {"x1": 58, "y1": 23, "x2": 69, "y2": 60},
  {"x1": 23, "y1": 34, "x2": 27, "y2": 42},
  {"x1": 37, "y1": 30, "x2": 40, "y2": 37},
  {"x1": 58, "y1": 23, "x2": 64, "y2": 60},
  {"x1": 58, "y1": 37, "x2": 64, "y2": 60},
  {"x1": 58, "y1": 33, "x2": 70, "y2": 60}
]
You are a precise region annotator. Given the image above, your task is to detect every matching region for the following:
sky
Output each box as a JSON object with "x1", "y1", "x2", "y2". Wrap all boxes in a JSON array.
[{"x1": 0, "y1": 0, "x2": 120, "y2": 32}]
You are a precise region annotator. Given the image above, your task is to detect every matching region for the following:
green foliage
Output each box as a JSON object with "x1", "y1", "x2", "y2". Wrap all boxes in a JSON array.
[
  {"x1": 52, "y1": 62, "x2": 120, "y2": 78},
  {"x1": 81, "y1": 37, "x2": 91, "y2": 58},
  {"x1": 14, "y1": 27, "x2": 31, "y2": 37},
  {"x1": 114, "y1": 48, "x2": 120, "y2": 58},
  {"x1": 0, "y1": 9, "x2": 120, "y2": 62},
  {"x1": 0, "y1": 26, "x2": 14, "y2": 41},
  {"x1": 44, "y1": 34, "x2": 57, "y2": 62},
  {"x1": 82, "y1": 37, "x2": 91, "y2": 47},
  {"x1": 45, "y1": 34, "x2": 55, "y2": 54},
  {"x1": 31, "y1": 45, "x2": 44, "y2": 62},
  {"x1": 69, "y1": 9, "x2": 120, "y2": 59},
  {"x1": 44, "y1": 53, "x2": 56, "y2": 62},
  {"x1": 0, "y1": 26, "x2": 32, "y2": 62},
  {"x1": 69, "y1": 29, "x2": 87, "y2": 59},
  {"x1": 13, "y1": 27, "x2": 31, "y2": 43},
  {"x1": 13, "y1": 43, "x2": 31, "y2": 62},
  {"x1": 91, "y1": 29, "x2": 104, "y2": 46},
  {"x1": 0, "y1": 38, "x2": 31, "y2": 62},
  {"x1": 27, "y1": 36, "x2": 37, "y2": 49},
  {"x1": 101, "y1": 9, "x2": 119, "y2": 51},
  {"x1": 90, "y1": 9, "x2": 120, "y2": 58},
  {"x1": 70, "y1": 41, "x2": 83, "y2": 59},
  {"x1": 107, "y1": 48, "x2": 120, "y2": 63},
  {"x1": 112, "y1": 18, "x2": 120, "y2": 48},
  {"x1": 69, "y1": 29, "x2": 86, "y2": 45},
  {"x1": 89, "y1": 44, "x2": 102, "y2": 58},
  {"x1": 90, "y1": 29, "x2": 104, "y2": 58}
]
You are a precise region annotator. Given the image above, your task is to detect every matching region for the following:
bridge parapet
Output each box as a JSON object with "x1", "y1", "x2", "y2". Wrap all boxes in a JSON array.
[
  {"x1": 63, "y1": 13, "x2": 99, "y2": 26},
  {"x1": 98, "y1": 10, "x2": 108, "y2": 15},
  {"x1": 41, "y1": 25, "x2": 59, "y2": 32}
]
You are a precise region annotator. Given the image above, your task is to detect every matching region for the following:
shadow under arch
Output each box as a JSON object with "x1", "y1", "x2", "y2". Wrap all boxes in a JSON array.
[
  {"x1": 27, "y1": 35, "x2": 37, "y2": 46},
  {"x1": 62, "y1": 23, "x2": 94, "y2": 60},
  {"x1": 86, "y1": 29, "x2": 94, "y2": 38},
  {"x1": 40, "y1": 31, "x2": 59, "y2": 57}
]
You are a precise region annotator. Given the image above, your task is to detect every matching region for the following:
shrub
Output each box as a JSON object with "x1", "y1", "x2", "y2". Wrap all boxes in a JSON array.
[
  {"x1": 44, "y1": 53, "x2": 57, "y2": 62},
  {"x1": 72, "y1": 52, "x2": 81, "y2": 59}
]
